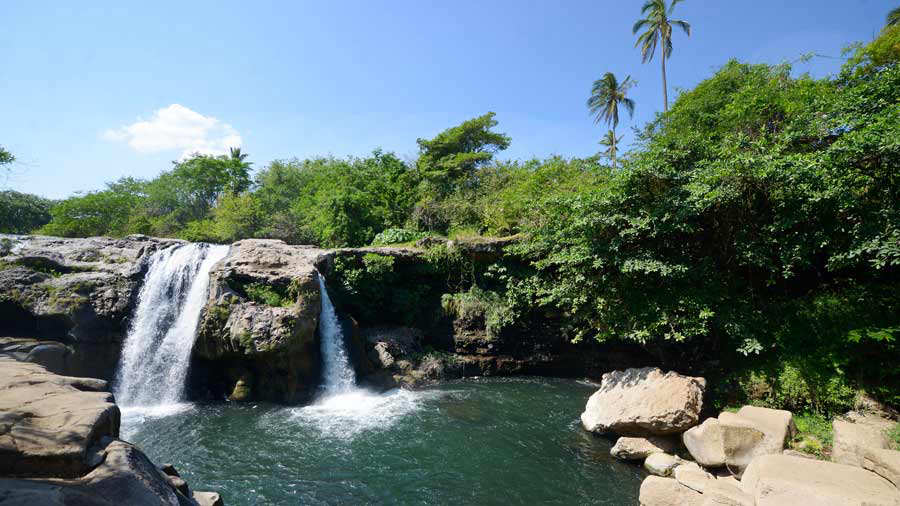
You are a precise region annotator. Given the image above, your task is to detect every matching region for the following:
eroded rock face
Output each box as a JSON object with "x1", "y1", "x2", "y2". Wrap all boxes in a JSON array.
[
  {"x1": 581, "y1": 367, "x2": 705, "y2": 436},
  {"x1": 0, "y1": 234, "x2": 178, "y2": 379},
  {"x1": 193, "y1": 239, "x2": 326, "y2": 402}
]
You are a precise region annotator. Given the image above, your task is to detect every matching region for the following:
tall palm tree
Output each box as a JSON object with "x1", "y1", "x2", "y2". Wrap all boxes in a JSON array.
[
  {"x1": 599, "y1": 130, "x2": 624, "y2": 168},
  {"x1": 587, "y1": 72, "x2": 635, "y2": 169},
  {"x1": 888, "y1": 6, "x2": 900, "y2": 27},
  {"x1": 633, "y1": 0, "x2": 691, "y2": 113}
]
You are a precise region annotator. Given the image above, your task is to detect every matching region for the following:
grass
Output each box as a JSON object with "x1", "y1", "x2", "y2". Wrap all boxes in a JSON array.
[
  {"x1": 889, "y1": 423, "x2": 900, "y2": 451},
  {"x1": 244, "y1": 282, "x2": 292, "y2": 307},
  {"x1": 791, "y1": 412, "x2": 833, "y2": 459}
]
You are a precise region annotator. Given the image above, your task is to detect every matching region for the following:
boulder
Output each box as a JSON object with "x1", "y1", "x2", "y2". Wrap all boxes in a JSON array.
[
  {"x1": 863, "y1": 447, "x2": 900, "y2": 488},
  {"x1": 0, "y1": 357, "x2": 120, "y2": 478},
  {"x1": 611, "y1": 436, "x2": 680, "y2": 460},
  {"x1": 639, "y1": 476, "x2": 703, "y2": 506},
  {"x1": 832, "y1": 415, "x2": 894, "y2": 467},
  {"x1": 718, "y1": 406, "x2": 795, "y2": 477},
  {"x1": 684, "y1": 418, "x2": 727, "y2": 467},
  {"x1": 644, "y1": 452, "x2": 682, "y2": 477},
  {"x1": 741, "y1": 454, "x2": 900, "y2": 505},
  {"x1": 194, "y1": 239, "x2": 326, "y2": 403},
  {"x1": 581, "y1": 367, "x2": 705, "y2": 436}
]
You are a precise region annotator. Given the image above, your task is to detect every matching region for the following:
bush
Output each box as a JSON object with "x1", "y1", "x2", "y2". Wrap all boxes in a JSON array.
[{"x1": 371, "y1": 228, "x2": 424, "y2": 246}]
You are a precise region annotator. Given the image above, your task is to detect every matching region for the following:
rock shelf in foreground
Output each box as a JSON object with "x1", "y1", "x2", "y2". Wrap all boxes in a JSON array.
[{"x1": 0, "y1": 357, "x2": 222, "y2": 506}]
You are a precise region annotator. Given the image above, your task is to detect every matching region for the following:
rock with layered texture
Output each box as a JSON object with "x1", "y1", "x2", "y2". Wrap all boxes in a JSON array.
[
  {"x1": 194, "y1": 239, "x2": 326, "y2": 402},
  {"x1": 832, "y1": 414, "x2": 894, "y2": 467},
  {"x1": 741, "y1": 453, "x2": 900, "y2": 505},
  {"x1": 581, "y1": 367, "x2": 706, "y2": 436},
  {"x1": 0, "y1": 357, "x2": 119, "y2": 478},
  {"x1": 0, "y1": 234, "x2": 178, "y2": 379},
  {"x1": 0, "y1": 358, "x2": 220, "y2": 505}
]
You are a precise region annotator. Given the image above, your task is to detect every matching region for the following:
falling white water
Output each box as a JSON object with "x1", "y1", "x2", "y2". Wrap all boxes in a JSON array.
[
  {"x1": 288, "y1": 275, "x2": 424, "y2": 438},
  {"x1": 317, "y1": 273, "x2": 357, "y2": 394},
  {"x1": 115, "y1": 243, "x2": 229, "y2": 408}
]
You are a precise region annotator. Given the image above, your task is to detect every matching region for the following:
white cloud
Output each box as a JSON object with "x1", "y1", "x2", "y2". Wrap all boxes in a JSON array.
[{"x1": 102, "y1": 104, "x2": 242, "y2": 158}]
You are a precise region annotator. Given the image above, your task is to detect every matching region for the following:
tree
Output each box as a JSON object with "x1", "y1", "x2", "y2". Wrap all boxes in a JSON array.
[
  {"x1": 633, "y1": 0, "x2": 691, "y2": 113},
  {"x1": 587, "y1": 73, "x2": 635, "y2": 168},
  {"x1": 416, "y1": 112, "x2": 511, "y2": 195},
  {"x1": 888, "y1": 6, "x2": 900, "y2": 27},
  {"x1": 0, "y1": 191, "x2": 53, "y2": 233},
  {"x1": 598, "y1": 130, "x2": 624, "y2": 168}
]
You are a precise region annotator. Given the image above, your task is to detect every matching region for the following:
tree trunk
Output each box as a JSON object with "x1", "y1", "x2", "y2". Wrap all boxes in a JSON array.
[
  {"x1": 611, "y1": 127, "x2": 617, "y2": 169},
  {"x1": 662, "y1": 49, "x2": 668, "y2": 113}
]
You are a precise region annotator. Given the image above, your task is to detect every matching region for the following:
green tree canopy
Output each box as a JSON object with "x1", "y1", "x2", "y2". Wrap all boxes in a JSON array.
[
  {"x1": 0, "y1": 191, "x2": 53, "y2": 233},
  {"x1": 415, "y1": 112, "x2": 511, "y2": 194}
]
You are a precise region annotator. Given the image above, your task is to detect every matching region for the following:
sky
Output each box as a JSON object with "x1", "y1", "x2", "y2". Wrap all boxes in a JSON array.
[{"x1": 1, "y1": 0, "x2": 893, "y2": 199}]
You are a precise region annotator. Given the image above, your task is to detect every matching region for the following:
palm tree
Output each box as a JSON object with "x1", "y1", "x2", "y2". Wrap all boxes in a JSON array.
[
  {"x1": 633, "y1": 0, "x2": 691, "y2": 113},
  {"x1": 888, "y1": 6, "x2": 900, "y2": 27},
  {"x1": 587, "y1": 72, "x2": 635, "y2": 168},
  {"x1": 599, "y1": 130, "x2": 624, "y2": 168}
]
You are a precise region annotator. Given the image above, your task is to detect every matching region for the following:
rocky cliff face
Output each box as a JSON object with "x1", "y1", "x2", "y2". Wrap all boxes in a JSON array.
[
  {"x1": 192, "y1": 239, "x2": 326, "y2": 403},
  {"x1": 1, "y1": 234, "x2": 652, "y2": 405},
  {"x1": 0, "y1": 234, "x2": 179, "y2": 379}
]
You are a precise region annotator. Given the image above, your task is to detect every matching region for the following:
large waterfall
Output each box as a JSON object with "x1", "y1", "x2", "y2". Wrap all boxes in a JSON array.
[
  {"x1": 316, "y1": 273, "x2": 356, "y2": 394},
  {"x1": 115, "y1": 243, "x2": 229, "y2": 407}
]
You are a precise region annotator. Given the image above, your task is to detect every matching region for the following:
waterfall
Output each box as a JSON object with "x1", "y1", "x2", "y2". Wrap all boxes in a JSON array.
[
  {"x1": 316, "y1": 273, "x2": 356, "y2": 394},
  {"x1": 115, "y1": 243, "x2": 229, "y2": 407}
]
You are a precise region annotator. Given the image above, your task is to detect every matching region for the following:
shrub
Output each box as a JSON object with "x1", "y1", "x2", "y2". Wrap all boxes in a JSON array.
[{"x1": 372, "y1": 228, "x2": 423, "y2": 246}]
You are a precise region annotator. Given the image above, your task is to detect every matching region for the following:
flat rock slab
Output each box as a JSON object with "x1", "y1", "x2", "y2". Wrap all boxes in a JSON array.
[
  {"x1": 863, "y1": 447, "x2": 900, "y2": 488},
  {"x1": 0, "y1": 357, "x2": 119, "y2": 478},
  {"x1": 741, "y1": 453, "x2": 900, "y2": 505},
  {"x1": 581, "y1": 367, "x2": 705, "y2": 436}
]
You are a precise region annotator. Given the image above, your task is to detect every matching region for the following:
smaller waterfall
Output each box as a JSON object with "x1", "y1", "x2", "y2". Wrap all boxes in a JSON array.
[
  {"x1": 115, "y1": 243, "x2": 229, "y2": 407},
  {"x1": 317, "y1": 273, "x2": 357, "y2": 394}
]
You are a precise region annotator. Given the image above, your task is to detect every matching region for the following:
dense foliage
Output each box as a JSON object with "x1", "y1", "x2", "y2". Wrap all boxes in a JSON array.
[{"x1": 0, "y1": 191, "x2": 53, "y2": 233}]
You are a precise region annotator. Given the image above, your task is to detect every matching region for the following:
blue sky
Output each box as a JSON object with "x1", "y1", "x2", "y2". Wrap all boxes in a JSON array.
[{"x1": 1, "y1": 0, "x2": 893, "y2": 199}]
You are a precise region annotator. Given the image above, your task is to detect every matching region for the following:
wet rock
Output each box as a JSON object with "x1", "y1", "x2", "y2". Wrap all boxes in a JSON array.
[{"x1": 581, "y1": 367, "x2": 705, "y2": 436}]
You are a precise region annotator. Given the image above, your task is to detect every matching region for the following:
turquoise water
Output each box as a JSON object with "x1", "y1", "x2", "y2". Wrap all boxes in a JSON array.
[{"x1": 122, "y1": 377, "x2": 644, "y2": 505}]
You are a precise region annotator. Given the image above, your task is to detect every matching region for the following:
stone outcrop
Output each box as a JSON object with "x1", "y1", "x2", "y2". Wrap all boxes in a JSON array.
[
  {"x1": 0, "y1": 234, "x2": 179, "y2": 379},
  {"x1": 832, "y1": 414, "x2": 895, "y2": 467},
  {"x1": 644, "y1": 452, "x2": 683, "y2": 477},
  {"x1": 0, "y1": 358, "x2": 221, "y2": 505},
  {"x1": 193, "y1": 239, "x2": 326, "y2": 403},
  {"x1": 581, "y1": 367, "x2": 705, "y2": 436},
  {"x1": 683, "y1": 418, "x2": 727, "y2": 467},
  {"x1": 741, "y1": 454, "x2": 900, "y2": 505},
  {"x1": 611, "y1": 436, "x2": 680, "y2": 460},
  {"x1": 640, "y1": 475, "x2": 703, "y2": 505}
]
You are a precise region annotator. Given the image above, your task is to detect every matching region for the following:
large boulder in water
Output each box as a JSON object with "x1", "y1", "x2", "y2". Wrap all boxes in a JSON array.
[
  {"x1": 581, "y1": 367, "x2": 706, "y2": 436},
  {"x1": 194, "y1": 239, "x2": 327, "y2": 402}
]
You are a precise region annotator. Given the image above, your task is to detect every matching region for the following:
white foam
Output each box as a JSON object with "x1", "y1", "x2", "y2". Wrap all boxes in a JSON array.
[{"x1": 288, "y1": 388, "x2": 429, "y2": 438}]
